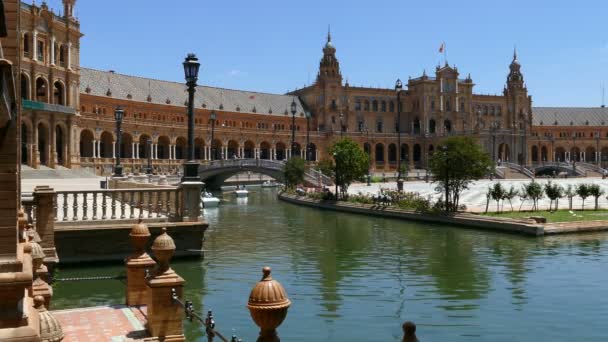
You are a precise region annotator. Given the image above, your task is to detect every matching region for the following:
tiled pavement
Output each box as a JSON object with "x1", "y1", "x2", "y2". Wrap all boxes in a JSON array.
[{"x1": 52, "y1": 305, "x2": 150, "y2": 341}]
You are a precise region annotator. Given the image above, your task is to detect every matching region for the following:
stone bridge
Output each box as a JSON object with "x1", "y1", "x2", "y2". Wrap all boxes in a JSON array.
[
  {"x1": 500, "y1": 162, "x2": 602, "y2": 178},
  {"x1": 198, "y1": 159, "x2": 332, "y2": 189}
]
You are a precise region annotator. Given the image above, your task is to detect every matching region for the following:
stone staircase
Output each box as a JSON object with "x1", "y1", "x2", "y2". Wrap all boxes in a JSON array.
[{"x1": 21, "y1": 165, "x2": 98, "y2": 179}]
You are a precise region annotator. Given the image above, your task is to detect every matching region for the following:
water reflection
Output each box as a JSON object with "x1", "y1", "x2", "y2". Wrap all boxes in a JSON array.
[{"x1": 53, "y1": 189, "x2": 608, "y2": 341}]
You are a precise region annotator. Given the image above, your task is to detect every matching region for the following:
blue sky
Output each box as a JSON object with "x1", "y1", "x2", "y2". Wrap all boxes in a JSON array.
[{"x1": 46, "y1": 0, "x2": 608, "y2": 106}]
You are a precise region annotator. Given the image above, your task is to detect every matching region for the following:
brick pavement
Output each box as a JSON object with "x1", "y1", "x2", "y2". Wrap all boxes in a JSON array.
[{"x1": 52, "y1": 305, "x2": 149, "y2": 341}]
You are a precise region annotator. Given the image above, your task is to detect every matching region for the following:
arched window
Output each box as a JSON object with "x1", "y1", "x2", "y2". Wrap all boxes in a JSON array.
[
  {"x1": 364, "y1": 100, "x2": 370, "y2": 111},
  {"x1": 389, "y1": 101, "x2": 395, "y2": 112},
  {"x1": 20, "y1": 73, "x2": 30, "y2": 100},
  {"x1": 381, "y1": 101, "x2": 387, "y2": 112},
  {"x1": 23, "y1": 33, "x2": 31, "y2": 57},
  {"x1": 445, "y1": 97, "x2": 451, "y2": 111},
  {"x1": 372, "y1": 100, "x2": 378, "y2": 112},
  {"x1": 429, "y1": 119, "x2": 436, "y2": 134}
]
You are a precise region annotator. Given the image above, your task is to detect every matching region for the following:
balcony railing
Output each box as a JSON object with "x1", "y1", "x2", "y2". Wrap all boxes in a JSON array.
[{"x1": 22, "y1": 99, "x2": 76, "y2": 115}]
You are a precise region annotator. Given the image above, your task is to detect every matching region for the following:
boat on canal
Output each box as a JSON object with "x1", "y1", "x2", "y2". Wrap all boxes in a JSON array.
[{"x1": 201, "y1": 191, "x2": 220, "y2": 208}]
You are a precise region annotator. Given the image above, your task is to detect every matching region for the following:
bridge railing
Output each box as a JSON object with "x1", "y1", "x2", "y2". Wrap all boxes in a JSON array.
[
  {"x1": 200, "y1": 159, "x2": 286, "y2": 171},
  {"x1": 576, "y1": 162, "x2": 604, "y2": 174},
  {"x1": 502, "y1": 162, "x2": 534, "y2": 178}
]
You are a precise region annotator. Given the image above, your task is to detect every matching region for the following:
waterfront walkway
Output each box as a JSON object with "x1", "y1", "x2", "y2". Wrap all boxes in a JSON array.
[{"x1": 52, "y1": 305, "x2": 149, "y2": 341}]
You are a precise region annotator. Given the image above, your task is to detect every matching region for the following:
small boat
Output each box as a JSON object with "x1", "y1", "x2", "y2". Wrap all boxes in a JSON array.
[
  {"x1": 201, "y1": 191, "x2": 220, "y2": 208},
  {"x1": 261, "y1": 180, "x2": 280, "y2": 188},
  {"x1": 234, "y1": 185, "x2": 249, "y2": 198}
]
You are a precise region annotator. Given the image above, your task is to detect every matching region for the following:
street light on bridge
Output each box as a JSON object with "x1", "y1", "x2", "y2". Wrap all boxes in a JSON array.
[
  {"x1": 210, "y1": 110, "x2": 216, "y2": 161},
  {"x1": 182, "y1": 53, "x2": 201, "y2": 181},
  {"x1": 395, "y1": 78, "x2": 404, "y2": 192},
  {"x1": 113, "y1": 106, "x2": 124, "y2": 177},
  {"x1": 290, "y1": 98, "x2": 297, "y2": 159}
]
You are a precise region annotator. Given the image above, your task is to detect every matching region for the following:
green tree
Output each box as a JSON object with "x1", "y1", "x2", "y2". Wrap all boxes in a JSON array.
[
  {"x1": 282, "y1": 157, "x2": 305, "y2": 189},
  {"x1": 576, "y1": 183, "x2": 591, "y2": 210},
  {"x1": 544, "y1": 181, "x2": 564, "y2": 212},
  {"x1": 429, "y1": 136, "x2": 494, "y2": 212},
  {"x1": 329, "y1": 138, "x2": 370, "y2": 199},
  {"x1": 588, "y1": 184, "x2": 604, "y2": 210},
  {"x1": 316, "y1": 158, "x2": 335, "y2": 179},
  {"x1": 524, "y1": 181, "x2": 543, "y2": 211},
  {"x1": 490, "y1": 182, "x2": 506, "y2": 213},
  {"x1": 564, "y1": 184, "x2": 575, "y2": 210},
  {"x1": 503, "y1": 185, "x2": 519, "y2": 212}
]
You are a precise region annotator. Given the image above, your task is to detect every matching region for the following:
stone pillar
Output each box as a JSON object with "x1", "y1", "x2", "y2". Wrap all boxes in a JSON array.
[
  {"x1": 112, "y1": 142, "x2": 116, "y2": 159},
  {"x1": 33, "y1": 186, "x2": 58, "y2": 264},
  {"x1": 146, "y1": 228, "x2": 185, "y2": 341},
  {"x1": 67, "y1": 42, "x2": 72, "y2": 70},
  {"x1": 136, "y1": 143, "x2": 140, "y2": 159},
  {"x1": 203, "y1": 146, "x2": 208, "y2": 160},
  {"x1": 178, "y1": 180, "x2": 204, "y2": 222},
  {"x1": 33, "y1": 30, "x2": 38, "y2": 61},
  {"x1": 126, "y1": 221, "x2": 155, "y2": 306},
  {"x1": 50, "y1": 36, "x2": 55, "y2": 65},
  {"x1": 168, "y1": 144, "x2": 173, "y2": 160}
]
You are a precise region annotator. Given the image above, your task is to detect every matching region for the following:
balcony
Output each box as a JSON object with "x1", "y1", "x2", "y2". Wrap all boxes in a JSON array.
[{"x1": 22, "y1": 99, "x2": 76, "y2": 115}]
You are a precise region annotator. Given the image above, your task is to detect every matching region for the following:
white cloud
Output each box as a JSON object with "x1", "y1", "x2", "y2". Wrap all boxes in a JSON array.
[{"x1": 228, "y1": 69, "x2": 247, "y2": 77}]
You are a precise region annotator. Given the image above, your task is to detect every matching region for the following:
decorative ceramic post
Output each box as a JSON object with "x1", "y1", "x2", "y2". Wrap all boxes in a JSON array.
[
  {"x1": 33, "y1": 186, "x2": 58, "y2": 264},
  {"x1": 402, "y1": 321, "x2": 418, "y2": 342},
  {"x1": 247, "y1": 267, "x2": 291, "y2": 342},
  {"x1": 34, "y1": 296, "x2": 64, "y2": 342},
  {"x1": 30, "y1": 242, "x2": 52, "y2": 309},
  {"x1": 126, "y1": 220, "x2": 155, "y2": 306},
  {"x1": 145, "y1": 228, "x2": 185, "y2": 341},
  {"x1": 17, "y1": 209, "x2": 27, "y2": 243}
]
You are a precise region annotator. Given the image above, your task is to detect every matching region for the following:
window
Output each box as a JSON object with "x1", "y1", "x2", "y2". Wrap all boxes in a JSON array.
[
  {"x1": 376, "y1": 119, "x2": 383, "y2": 133},
  {"x1": 445, "y1": 98, "x2": 451, "y2": 112},
  {"x1": 381, "y1": 101, "x2": 387, "y2": 112},
  {"x1": 355, "y1": 100, "x2": 361, "y2": 111},
  {"x1": 431, "y1": 99, "x2": 435, "y2": 111},
  {"x1": 364, "y1": 100, "x2": 370, "y2": 111},
  {"x1": 460, "y1": 101, "x2": 465, "y2": 112},
  {"x1": 389, "y1": 101, "x2": 395, "y2": 112},
  {"x1": 358, "y1": 120, "x2": 364, "y2": 132},
  {"x1": 372, "y1": 100, "x2": 378, "y2": 111},
  {"x1": 23, "y1": 33, "x2": 30, "y2": 57},
  {"x1": 331, "y1": 99, "x2": 337, "y2": 109},
  {"x1": 37, "y1": 41, "x2": 44, "y2": 62}
]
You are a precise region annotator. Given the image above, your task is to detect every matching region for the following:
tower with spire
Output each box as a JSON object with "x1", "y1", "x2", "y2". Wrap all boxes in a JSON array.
[
  {"x1": 63, "y1": 0, "x2": 76, "y2": 19},
  {"x1": 317, "y1": 27, "x2": 342, "y2": 84},
  {"x1": 504, "y1": 48, "x2": 532, "y2": 163}
]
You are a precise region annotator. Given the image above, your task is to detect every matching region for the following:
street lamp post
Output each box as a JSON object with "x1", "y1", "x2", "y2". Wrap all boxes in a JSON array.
[
  {"x1": 572, "y1": 133, "x2": 577, "y2": 175},
  {"x1": 333, "y1": 151, "x2": 339, "y2": 200},
  {"x1": 146, "y1": 138, "x2": 152, "y2": 175},
  {"x1": 490, "y1": 121, "x2": 498, "y2": 163},
  {"x1": 305, "y1": 111, "x2": 311, "y2": 161},
  {"x1": 113, "y1": 106, "x2": 124, "y2": 177},
  {"x1": 290, "y1": 98, "x2": 297, "y2": 159},
  {"x1": 595, "y1": 131, "x2": 600, "y2": 166},
  {"x1": 365, "y1": 126, "x2": 371, "y2": 186},
  {"x1": 395, "y1": 78, "x2": 404, "y2": 192},
  {"x1": 441, "y1": 145, "x2": 450, "y2": 211},
  {"x1": 182, "y1": 53, "x2": 201, "y2": 181},
  {"x1": 210, "y1": 111, "x2": 216, "y2": 160}
]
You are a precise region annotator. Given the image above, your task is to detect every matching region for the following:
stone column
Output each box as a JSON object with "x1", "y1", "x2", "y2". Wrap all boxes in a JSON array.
[
  {"x1": 33, "y1": 186, "x2": 58, "y2": 265},
  {"x1": 146, "y1": 228, "x2": 186, "y2": 341},
  {"x1": 168, "y1": 144, "x2": 173, "y2": 160},
  {"x1": 112, "y1": 142, "x2": 116, "y2": 159},
  {"x1": 178, "y1": 180, "x2": 204, "y2": 222},
  {"x1": 67, "y1": 42, "x2": 72, "y2": 70},
  {"x1": 136, "y1": 143, "x2": 140, "y2": 159},
  {"x1": 126, "y1": 221, "x2": 155, "y2": 306},
  {"x1": 50, "y1": 36, "x2": 55, "y2": 65},
  {"x1": 33, "y1": 30, "x2": 38, "y2": 61}
]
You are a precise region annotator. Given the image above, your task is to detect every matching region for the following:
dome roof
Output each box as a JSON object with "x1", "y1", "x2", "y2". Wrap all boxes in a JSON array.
[{"x1": 247, "y1": 267, "x2": 291, "y2": 310}]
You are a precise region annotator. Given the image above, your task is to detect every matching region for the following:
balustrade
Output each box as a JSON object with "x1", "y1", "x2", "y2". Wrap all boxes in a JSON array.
[{"x1": 23, "y1": 188, "x2": 183, "y2": 223}]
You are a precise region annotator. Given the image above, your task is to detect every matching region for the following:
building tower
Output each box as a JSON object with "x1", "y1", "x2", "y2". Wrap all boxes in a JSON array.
[
  {"x1": 63, "y1": 0, "x2": 76, "y2": 18},
  {"x1": 504, "y1": 48, "x2": 532, "y2": 163},
  {"x1": 315, "y1": 28, "x2": 344, "y2": 131}
]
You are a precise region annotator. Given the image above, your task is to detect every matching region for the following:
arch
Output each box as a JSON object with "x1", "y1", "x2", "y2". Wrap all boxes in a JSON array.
[
  {"x1": 121, "y1": 132, "x2": 133, "y2": 158},
  {"x1": 375, "y1": 143, "x2": 384, "y2": 162},
  {"x1": 602, "y1": 147, "x2": 608, "y2": 164},
  {"x1": 53, "y1": 80, "x2": 65, "y2": 105},
  {"x1": 363, "y1": 100, "x2": 370, "y2": 111},
  {"x1": 531, "y1": 145, "x2": 539, "y2": 163},
  {"x1": 585, "y1": 146, "x2": 596, "y2": 162},
  {"x1": 364, "y1": 142, "x2": 371, "y2": 155},
  {"x1": 80, "y1": 129, "x2": 94, "y2": 158},
  {"x1": 307, "y1": 143, "x2": 317, "y2": 161},
  {"x1": 55, "y1": 125, "x2": 65, "y2": 166},
  {"x1": 498, "y1": 143, "x2": 510, "y2": 162},
  {"x1": 244, "y1": 140, "x2": 255, "y2": 159},
  {"x1": 570, "y1": 146, "x2": 581, "y2": 162},
  {"x1": 35, "y1": 77, "x2": 49, "y2": 103},
  {"x1": 100, "y1": 131, "x2": 114, "y2": 158},
  {"x1": 444, "y1": 119, "x2": 452, "y2": 133},
  {"x1": 541, "y1": 146, "x2": 548, "y2": 162},
  {"x1": 292, "y1": 142, "x2": 302, "y2": 158},
  {"x1": 401, "y1": 143, "x2": 409, "y2": 161},
  {"x1": 21, "y1": 123, "x2": 29, "y2": 164},
  {"x1": 555, "y1": 147, "x2": 566, "y2": 162},
  {"x1": 381, "y1": 101, "x2": 387, "y2": 112},
  {"x1": 428, "y1": 144, "x2": 434, "y2": 156},
  {"x1": 20, "y1": 73, "x2": 30, "y2": 100},
  {"x1": 372, "y1": 100, "x2": 378, "y2": 112},
  {"x1": 389, "y1": 101, "x2": 395, "y2": 112},
  {"x1": 276, "y1": 142, "x2": 286, "y2": 161},
  {"x1": 175, "y1": 137, "x2": 187, "y2": 159},
  {"x1": 195, "y1": 138, "x2": 205, "y2": 159},
  {"x1": 157, "y1": 136, "x2": 171, "y2": 159},
  {"x1": 37, "y1": 122, "x2": 49, "y2": 166},
  {"x1": 413, "y1": 117, "x2": 421, "y2": 134},
  {"x1": 413, "y1": 144, "x2": 422, "y2": 163},
  {"x1": 227, "y1": 140, "x2": 239, "y2": 159},
  {"x1": 260, "y1": 141, "x2": 271, "y2": 160},
  {"x1": 429, "y1": 119, "x2": 436, "y2": 134},
  {"x1": 211, "y1": 139, "x2": 222, "y2": 160},
  {"x1": 388, "y1": 143, "x2": 397, "y2": 163},
  {"x1": 139, "y1": 134, "x2": 152, "y2": 159}
]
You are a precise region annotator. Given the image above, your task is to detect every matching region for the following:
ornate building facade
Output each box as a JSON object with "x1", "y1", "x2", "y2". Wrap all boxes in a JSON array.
[{"x1": 18, "y1": 1, "x2": 608, "y2": 176}]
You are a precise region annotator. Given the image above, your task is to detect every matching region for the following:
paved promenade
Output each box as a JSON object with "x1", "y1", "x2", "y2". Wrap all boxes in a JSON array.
[
  {"x1": 52, "y1": 305, "x2": 148, "y2": 341},
  {"x1": 349, "y1": 178, "x2": 608, "y2": 213}
]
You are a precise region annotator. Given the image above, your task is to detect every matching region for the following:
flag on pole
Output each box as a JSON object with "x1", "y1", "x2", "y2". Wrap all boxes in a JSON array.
[{"x1": 439, "y1": 42, "x2": 445, "y2": 53}]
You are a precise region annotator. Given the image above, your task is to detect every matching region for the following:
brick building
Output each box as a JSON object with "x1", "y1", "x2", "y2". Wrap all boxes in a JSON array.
[{"x1": 17, "y1": 0, "x2": 608, "y2": 176}]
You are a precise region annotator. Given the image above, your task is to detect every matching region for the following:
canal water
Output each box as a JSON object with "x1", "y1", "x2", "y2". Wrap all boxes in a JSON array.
[{"x1": 53, "y1": 189, "x2": 608, "y2": 341}]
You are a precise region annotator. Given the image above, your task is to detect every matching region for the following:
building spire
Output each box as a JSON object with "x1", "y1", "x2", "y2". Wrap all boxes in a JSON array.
[
  {"x1": 513, "y1": 45, "x2": 517, "y2": 61},
  {"x1": 327, "y1": 24, "x2": 331, "y2": 43}
]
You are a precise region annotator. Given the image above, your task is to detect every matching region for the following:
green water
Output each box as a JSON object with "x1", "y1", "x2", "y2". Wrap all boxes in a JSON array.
[{"x1": 53, "y1": 189, "x2": 608, "y2": 341}]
